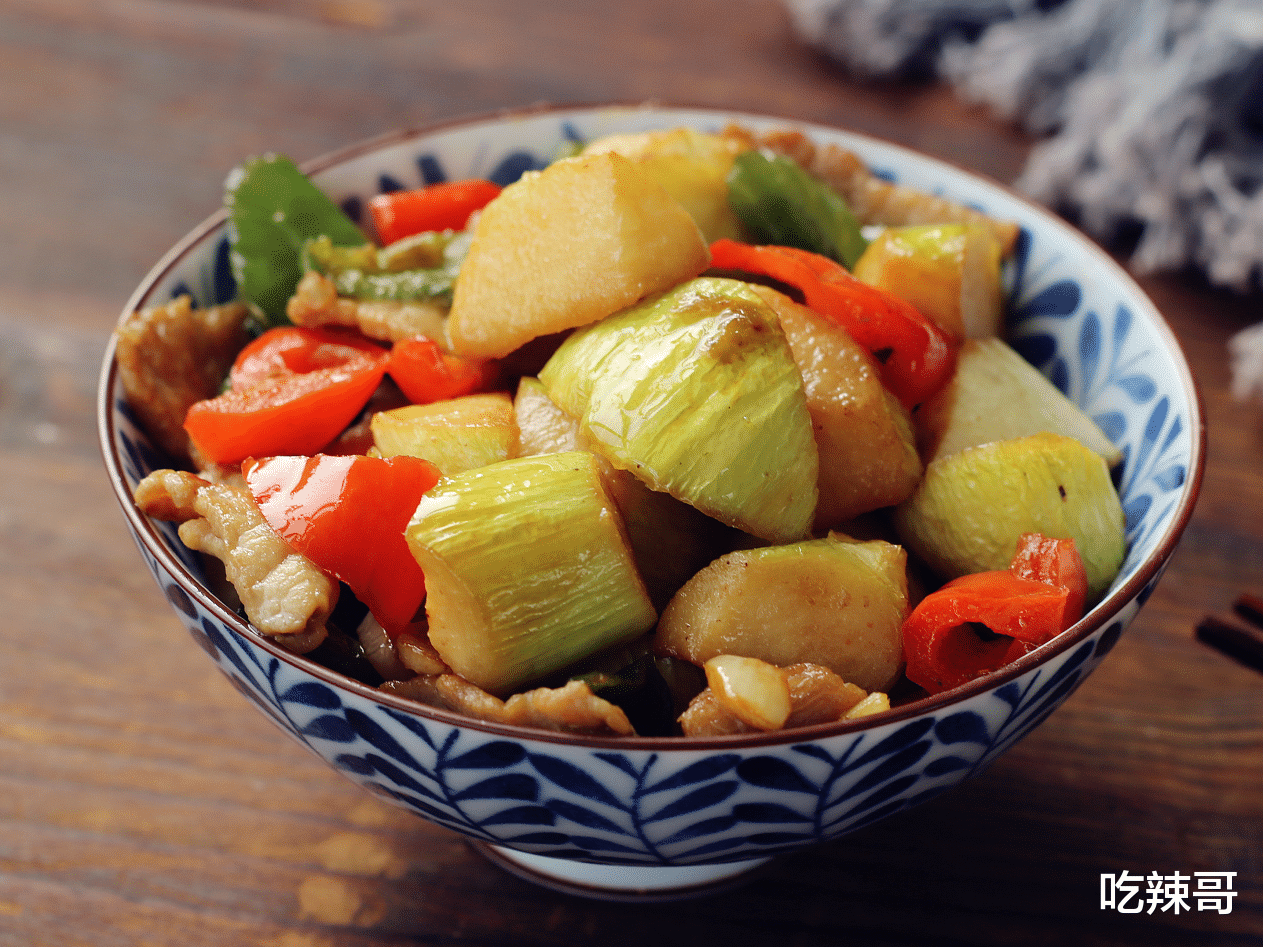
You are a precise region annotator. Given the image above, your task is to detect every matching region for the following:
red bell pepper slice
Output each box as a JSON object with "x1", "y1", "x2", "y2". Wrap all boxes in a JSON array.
[
  {"x1": 902, "y1": 571, "x2": 1069, "y2": 694},
  {"x1": 387, "y1": 336, "x2": 500, "y2": 405},
  {"x1": 243, "y1": 453, "x2": 442, "y2": 637},
  {"x1": 1010, "y1": 533, "x2": 1089, "y2": 627},
  {"x1": 901, "y1": 533, "x2": 1089, "y2": 694},
  {"x1": 184, "y1": 326, "x2": 389, "y2": 465},
  {"x1": 708, "y1": 239, "x2": 957, "y2": 409},
  {"x1": 227, "y1": 323, "x2": 387, "y2": 390},
  {"x1": 368, "y1": 179, "x2": 502, "y2": 245}
]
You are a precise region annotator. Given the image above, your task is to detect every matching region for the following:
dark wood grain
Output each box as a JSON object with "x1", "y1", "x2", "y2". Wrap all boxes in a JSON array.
[{"x1": 2, "y1": 1, "x2": 1259, "y2": 944}]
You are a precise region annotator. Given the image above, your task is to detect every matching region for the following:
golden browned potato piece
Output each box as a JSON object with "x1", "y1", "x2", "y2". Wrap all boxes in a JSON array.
[
  {"x1": 653, "y1": 533, "x2": 908, "y2": 693},
  {"x1": 914, "y1": 337, "x2": 1123, "y2": 467},
  {"x1": 582, "y1": 127, "x2": 749, "y2": 242},
  {"x1": 852, "y1": 223, "x2": 1004, "y2": 340},
  {"x1": 753, "y1": 285, "x2": 922, "y2": 529},
  {"x1": 447, "y1": 152, "x2": 710, "y2": 359}
]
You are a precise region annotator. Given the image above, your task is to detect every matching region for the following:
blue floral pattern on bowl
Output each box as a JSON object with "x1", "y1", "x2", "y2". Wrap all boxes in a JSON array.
[{"x1": 101, "y1": 105, "x2": 1202, "y2": 872}]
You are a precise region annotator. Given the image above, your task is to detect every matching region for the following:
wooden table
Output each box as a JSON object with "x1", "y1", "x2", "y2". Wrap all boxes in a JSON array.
[{"x1": 3, "y1": 1, "x2": 1260, "y2": 943}]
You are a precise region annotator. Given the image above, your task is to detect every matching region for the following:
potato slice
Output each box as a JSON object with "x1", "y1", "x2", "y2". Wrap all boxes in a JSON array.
[
  {"x1": 582, "y1": 127, "x2": 749, "y2": 242},
  {"x1": 447, "y1": 151, "x2": 710, "y2": 359},
  {"x1": 852, "y1": 223, "x2": 1004, "y2": 340},
  {"x1": 753, "y1": 285, "x2": 922, "y2": 528},
  {"x1": 653, "y1": 533, "x2": 908, "y2": 692},
  {"x1": 371, "y1": 392, "x2": 518, "y2": 475},
  {"x1": 915, "y1": 337, "x2": 1123, "y2": 467}
]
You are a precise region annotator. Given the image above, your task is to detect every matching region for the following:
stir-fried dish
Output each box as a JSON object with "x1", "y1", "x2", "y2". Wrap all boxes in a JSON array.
[{"x1": 118, "y1": 122, "x2": 1127, "y2": 738}]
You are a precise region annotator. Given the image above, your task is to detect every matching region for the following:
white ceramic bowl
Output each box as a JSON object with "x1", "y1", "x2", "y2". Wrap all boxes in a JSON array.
[{"x1": 99, "y1": 103, "x2": 1205, "y2": 900}]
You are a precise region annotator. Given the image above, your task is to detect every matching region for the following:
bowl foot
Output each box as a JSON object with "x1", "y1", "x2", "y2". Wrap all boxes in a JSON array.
[{"x1": 469, "y1": 841, "x2": 774, "y2": 902}]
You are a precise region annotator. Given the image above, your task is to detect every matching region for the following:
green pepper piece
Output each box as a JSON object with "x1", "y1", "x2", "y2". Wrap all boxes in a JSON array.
[
  {"x1": 302, "y1": 238, "x2": 380, "y2": 275},
  {"x1": 225, "y1": 153, "x2": 366, "y2": 328},
  {"x1": 376, "y1": 231, "x2": 451, "y2": 271},
  {"x1": 303, "y1": 230, "x2": 471, "y2": 304},
  {"x1": 726, "y1": 150, "x2": 868, "y2": 269},
  {"x1": 571, "y1": 653, "x2": 681, "y2": 737},
  {"x1": 330, "y1": 267, "x2": 460, "y2": 302}
]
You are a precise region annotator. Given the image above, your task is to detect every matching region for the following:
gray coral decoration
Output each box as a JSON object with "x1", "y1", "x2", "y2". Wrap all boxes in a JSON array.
[{"x1": 788, "y1": 0, "x2": 1263, "y2": 395}]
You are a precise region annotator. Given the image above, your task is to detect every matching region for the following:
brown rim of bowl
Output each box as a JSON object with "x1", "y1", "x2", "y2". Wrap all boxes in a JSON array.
[{"x1": 97, "y1": 101, "x2": 1208, "y2": 752}]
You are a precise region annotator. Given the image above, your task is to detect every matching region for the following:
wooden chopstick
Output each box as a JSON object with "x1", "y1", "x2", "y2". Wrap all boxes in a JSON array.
[
  {"x1": 1196, "y1": 595, "x2": 1263, "y2": 674},
  {"x1": 1232, "y1": 593, "x2": 1263, "y2": 627}
]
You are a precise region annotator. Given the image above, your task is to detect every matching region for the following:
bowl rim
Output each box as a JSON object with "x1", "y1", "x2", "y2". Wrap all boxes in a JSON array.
[{"x1": 97, "y1": 100, "x2": 1208, "y2": 751}]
